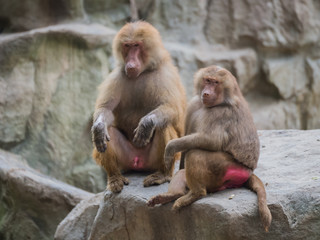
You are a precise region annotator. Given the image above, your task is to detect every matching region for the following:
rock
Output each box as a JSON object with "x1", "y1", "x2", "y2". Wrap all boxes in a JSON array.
[
  {"x1": 0, "y1": 61, "x2": 35, "y2": 144},
  {"x1": 0, "y1": 149, "x2": 94, "y2": 240},
  {"x1": 84, "y1": 0, "x2": 131, "y2": 28},
  {"x1": 142, "y1": 0, "x2": 320, "y2": 129},
  {"x1": 68, "y1": 164, "x2": 107, "y2": 194},
  {"x1": 166, "y1": 42, "x2": 258, "y2": 97},
  {"x1": 196, "y1": 48, "x2": 259, "y2": 93},
  {"x1": 55, "y1": 193, "x2": 103, "y2": 240},
  {"x1": 205, "y1": 0, "x2": 320, "y2": 48},
  {"x1": 305, "y1": 58, "x2": 320, "y2": 129},
  {"x1": 0, "y1": 0, "x2": 86, "y2": 32},
  {"x1": 144, "y1": 0, "x2": 208, "y2": 44},
  {"x1": 55, "y1": 130, "x2": 320, "y2": 240},
  {"x1": 0, "y1": 23, "x2": 115, "y2": 192},
  {"x1": 247, "y1": 94, "x2": 301, "y2": 130},
  {"x1": 263, "y1": 56, "x2": 308, "y2": 100},
  {"x1": 164, "y1": 42, "x2": 200, "y2": 98}
]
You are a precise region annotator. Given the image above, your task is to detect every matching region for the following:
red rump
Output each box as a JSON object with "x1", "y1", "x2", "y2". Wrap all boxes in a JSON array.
[
  {"x1": 132, "y1": 156, "x2": 144, "y2": 170},
  {"x1": 218, "y1": 166, "x2": 251, "y2": 191}
]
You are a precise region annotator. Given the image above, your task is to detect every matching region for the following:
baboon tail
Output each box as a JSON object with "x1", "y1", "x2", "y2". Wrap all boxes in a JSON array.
[{"x1": 245, "y1": 173, "x2": 272, "y2": 232}]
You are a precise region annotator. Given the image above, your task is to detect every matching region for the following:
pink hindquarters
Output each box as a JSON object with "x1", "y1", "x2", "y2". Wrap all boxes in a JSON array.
[
  {"x1": 131, "y1": 156, "x2": 144, "y2": 170},
  {"x1": 218, "y1": 167, "x2": 250, "y2": 191}
]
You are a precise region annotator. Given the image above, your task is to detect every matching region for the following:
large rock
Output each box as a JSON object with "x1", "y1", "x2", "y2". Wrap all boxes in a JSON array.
[
  {"x1": 305, "y1": 57, "x2": 320, "y2": 129},
  {"x1": 0, "y1": 149, "x2": 94, "y2": 240},
  {"x1": 166, "y1": 43, "x2": 258, "y2": 98},
  {"x1": 136, "y1": 0, "x2": 320, "y2": 129},
  {"x1": 55, "y1": 130, "x2": 320, "y2": 240},
  {"x1": 0, "y1": 23, "x2": 116, "y2": 192},
  {"x1": 0, "y1": 0, "x2": 86, "y2": 32},
  {"x1": 263, "y1": 56, "x2": 308, "y2": 100},
  {"x1": 247, "y1": 94, "x2": 302, "y2": 130},
  {"x1": 205, "y1": 0, "x2": 320, "y2": 48}
]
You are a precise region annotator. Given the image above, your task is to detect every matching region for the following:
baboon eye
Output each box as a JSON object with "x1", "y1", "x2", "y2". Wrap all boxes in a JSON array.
[
  {"x1": 204, "y1": 78, "x2": 211, "y2": 84},
  {"x1": 134, "y1": 43, "x2": 139, "y2": 47},
  {"x1": 124, "y1": 43, "x2": 130, "y2": 48}
]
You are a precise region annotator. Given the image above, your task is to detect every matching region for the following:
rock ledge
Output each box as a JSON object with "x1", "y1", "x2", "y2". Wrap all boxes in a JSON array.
[{"x1": 55, "y1": 130, "x2": 320, "y2": 240}]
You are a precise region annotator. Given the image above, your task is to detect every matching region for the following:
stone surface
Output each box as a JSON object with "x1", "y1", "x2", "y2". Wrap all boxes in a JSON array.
[
  {"x1": 55, "y1": 130, "x2": 320, "y2": 240},
  {"x1": 0, "y1": 149, "x2": 94, "y2": 240},
  {"x1": 247, "y1": 94, "x2": 302, "y2": 130},
  {"x1": 0, "y1": 61, "x2": 35, "y2": 144},
  {"x1": 166, "y1": 43, "x2": 258, "y2": 98},
  {"x1": 0, "y1": 23, "x2": 115, "y2": 192},
  {"x1": 263, "y1": 56, "x2": 308, "y2": 100},
  {"x1": 137, "y1": 0, "x2": 320, "y2": 129},
  {"x1": 0, "y1": 0, "x2": 86, "y2": 32}
]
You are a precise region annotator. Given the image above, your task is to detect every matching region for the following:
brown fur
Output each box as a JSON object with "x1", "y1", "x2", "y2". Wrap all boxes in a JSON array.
[
  {"x1": 92, "y1": 21, "x2": 186, "y2": 193},
  {"x1": 148, "y1": 65, "x2": 272, "y2": 232}
]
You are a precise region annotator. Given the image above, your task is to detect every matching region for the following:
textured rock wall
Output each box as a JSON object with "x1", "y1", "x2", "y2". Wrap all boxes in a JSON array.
[
  {"x1": 0, "y1": 23, "x2": 116, "y2": 192},
  {"x1": 138, "y1": 0, "x2": 320, "y2": 130}
]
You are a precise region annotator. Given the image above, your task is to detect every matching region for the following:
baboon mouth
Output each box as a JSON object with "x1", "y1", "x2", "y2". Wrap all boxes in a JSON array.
[{"x1": 126, "y1": 69, "x2": 140, "y2": 79}]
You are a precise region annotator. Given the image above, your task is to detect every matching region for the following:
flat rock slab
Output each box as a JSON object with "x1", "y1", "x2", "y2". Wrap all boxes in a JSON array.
[{"x1": 55, "y1": 130, "x2": 320, "y2": 240}]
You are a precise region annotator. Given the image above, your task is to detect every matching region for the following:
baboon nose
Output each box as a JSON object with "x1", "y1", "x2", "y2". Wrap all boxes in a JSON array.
[{"x1": 126, "y1": 62, "x2": 136, "y2": 69}]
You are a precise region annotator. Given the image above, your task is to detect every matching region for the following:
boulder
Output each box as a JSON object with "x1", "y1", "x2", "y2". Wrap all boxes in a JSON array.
[
  {"x1": 0, "y1": 23, "x2": 116, "y2": 192},
  {"x1": 263, "y1": 56, "x2": 308, "y2": 100},
  {"x1": 166, "y1": 42, "x2": 259, "y2": 98},
  {"x1": 0, "y1": 0, "x2": 86, "y2": 32},
  {"x1": 140, "y1": 0, "x2": 320, "y2": 129},
  {"x1": 205, "y1": 0, "x2": 320, "y2": 48},
  {"x1": 305, "y1": 58, "x2": 320, "y2": 129},
  {"x1": 55, "y1": 130, "x2": 320, "y2": 240},
  {"x1": 247, "y1": 94, "x2": 301, "y2": 130},
  {"x1": 0, "y1": 149, "x2": 94, "y2": 240}
]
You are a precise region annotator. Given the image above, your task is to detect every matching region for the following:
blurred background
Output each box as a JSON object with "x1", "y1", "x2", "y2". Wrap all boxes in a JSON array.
[{"x1": 0, "y1": 0, "x2": 320, "y2": 194}]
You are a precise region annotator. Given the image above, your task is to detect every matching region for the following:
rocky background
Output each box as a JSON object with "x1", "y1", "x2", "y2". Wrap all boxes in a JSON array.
[{"x1": 0, "y1": 0, "x2": 320, "y2": 239}]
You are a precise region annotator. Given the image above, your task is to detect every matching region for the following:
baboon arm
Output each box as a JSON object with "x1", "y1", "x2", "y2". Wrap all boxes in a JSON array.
[
  {"x1": 164, "y1": 133, "x2": 226, "y2": 169},
  {"x1": 143, "y1": 104, "x2": 176, "y2": 128}
]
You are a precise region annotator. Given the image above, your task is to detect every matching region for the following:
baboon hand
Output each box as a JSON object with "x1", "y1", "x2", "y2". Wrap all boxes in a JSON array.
[
  {"x1": 133, "y1": 115, "x2": 156, "y2": 148},
  {"x1": 92, "y1": 121, "x2": 110, "y2": 153}
]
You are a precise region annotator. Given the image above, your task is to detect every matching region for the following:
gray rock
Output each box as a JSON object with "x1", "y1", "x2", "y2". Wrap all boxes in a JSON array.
[
  {"x1": 0, "y1": 0, "x2": 86, "y2": 32},
  {"x1": 0, "y1": 61, "x2": 35, "y2": 144},
  {"x1": 55, "y1": 193, "x2": 103, "y2": 240},
  {"x1": 166, "y1": 43, "x2": 259, "y2": 98},
  {"x1": 205, "y1": 0, "x2": 320, "y2": 48},
  {"x1": 0, "y1": 149, "x2": 94, "y2": 240},
  {"x1": 142, "y1": 0, "x2": 320, "y2": 129},
  {"x1": 305, "y1": 58, "x2": 320, "y2": 129},
  {"x1": 196, "y1": 48, "x2": 259, "y2": 94},
  {"x1": 0, "y1": 23, "x2": 115, "y2": 192},
  {"x1": 84, "y1": 0, "x2": 131, "y2": 28},
  {"x1": 247, "y1": 94, "x2": 301, "y2": 130},
  {"x1": 55, "y1": 130, "x2": 320, "y2": 240},
  {"x1": 144, "y1": 0, "x2": 208, "y2": 44},
  {"x1": 263, "y1": 56, "x2": 308, "y2": 100}
]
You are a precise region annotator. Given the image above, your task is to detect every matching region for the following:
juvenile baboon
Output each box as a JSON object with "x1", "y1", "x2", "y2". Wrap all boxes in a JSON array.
[{"x1": 148, "y1": 65, "x2": 272, "y2": 232}]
